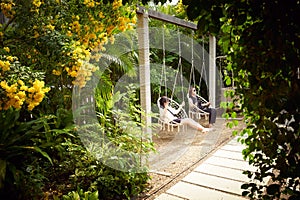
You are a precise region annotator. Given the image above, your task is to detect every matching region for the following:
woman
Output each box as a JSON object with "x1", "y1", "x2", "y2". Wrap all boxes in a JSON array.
[
  {"x1": 188, "y1": 87, "x2": 217, "y2": 128},
  {"x1": 159, "y1": 96, "x2": 209, "y2": 133}
]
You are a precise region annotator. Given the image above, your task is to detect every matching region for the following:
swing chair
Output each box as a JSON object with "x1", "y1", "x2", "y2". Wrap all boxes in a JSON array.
[
  {"x1": 157, "y1": 29, "x2": 188, "y2": 132},
  {"x1": 187, "y1": 36, "x2": 210, "y2": 120}
]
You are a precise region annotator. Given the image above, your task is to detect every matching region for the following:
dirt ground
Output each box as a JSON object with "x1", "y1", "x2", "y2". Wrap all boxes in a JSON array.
[{"x1": 137, "y1": 117, "x2": 245, "y2": 200}]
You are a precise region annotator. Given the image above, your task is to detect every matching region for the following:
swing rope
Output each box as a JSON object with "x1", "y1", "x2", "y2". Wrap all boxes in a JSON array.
[
  {"x1": 171, "y1": 28, "x2": 184, "y2": 102},
  {"x1": 159, "y1": 27, "x2": 167, "y2": 97},
  {"x1": 197, "y1": 35, "x2": 208, "y2": 97},
  {"x1": 188, "y1": 32, "x2": 195, "y2": 89}
]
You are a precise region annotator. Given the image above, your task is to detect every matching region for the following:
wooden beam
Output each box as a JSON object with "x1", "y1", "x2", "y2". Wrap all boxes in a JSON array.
[{"x1": 136, "y1": 5, "x2": 197, "y2": 30}]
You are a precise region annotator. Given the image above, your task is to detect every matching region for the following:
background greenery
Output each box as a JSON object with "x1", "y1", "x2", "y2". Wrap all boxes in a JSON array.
[
  {"x1": 1, "y1": 0, "x2": 299, "y2": 199},
  {"x1": 183, "y1": 0, "x2": 300, "y2": 199},
  {"x1": 0, "y1": 0, "x2": 152, "y2": 199}
]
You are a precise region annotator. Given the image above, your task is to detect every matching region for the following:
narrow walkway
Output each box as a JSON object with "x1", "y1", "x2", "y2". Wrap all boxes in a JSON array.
[{"x1": 153, "y1": 136, "x2": 255, "y2": 200}]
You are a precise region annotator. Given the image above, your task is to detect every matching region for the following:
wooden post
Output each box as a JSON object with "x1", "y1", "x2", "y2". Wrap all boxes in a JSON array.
[
  {"x1": 137, "y1": 10, "x2": 152, "y2": 135},
  {"x1": 209, "y1": 35, "x2": 216, "y2": 108}
]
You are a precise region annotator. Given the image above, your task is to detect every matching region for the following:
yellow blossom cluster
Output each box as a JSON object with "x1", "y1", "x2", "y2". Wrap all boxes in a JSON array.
[
  {"x1": 175, "y1": 0, "x2": 188, "y2": 18},
  {"x1": 70, "y1": 20, "x2": 81, "y2": 34},
  {"x1": 32, "y1": 0, "x2": 42, "y2": 7},
  {"x1": 0, "y1": 60, "x2": 10, "y2": 71},
  {"x1": 0, "y1": 55, "x2": 18, "y2": 72},
  {"x1": 72, "y1": 61, "x2": 99, "y2": 88},
  {"x1": 0, "y1": 1, "x2": 16, "y2": 18},
  {"x1": 30, "y1": 0, "x2": 43, "y2": 13},
  {"x1": 27, "y1": 80, "x2": 50, "y2": 110},
  {"x1": 52, "y1": 44, "x2": 98, "y2": 88},
  {"x1": 83, "y1": 0, "x2": 99, "y2": 8},
  {"x1": 0, "y1": 81, "x2": 25, "y2": 110},
  {"x1": 65, "y1": 1, "x2": 136, "y2": 50},
  {"x1": 45, "y1": 24, "x2": 55, "y2": 31},
  {"x1": 112, "y1": 0, "x2": 122, "y2": 10},
  {"x1": 0, "y1": 79, "x2": 50, "y2": 111},
  {"x1": 117, "y1": 16, "x2": 133, "y2": 32}
]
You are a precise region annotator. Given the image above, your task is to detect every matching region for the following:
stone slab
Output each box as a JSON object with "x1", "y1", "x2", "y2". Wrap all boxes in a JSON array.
[
  {"x1": 154, "y1": 193, "x2": 184, "y2": 200},
  {"x1": 204, "y1": 155, "x2": 257, "y2": 172},
  {"x1": 212, "y1": 149, "x2": 245, "y2": 161},
  {"x1": 194, "y1": 163, "x2": 249, "y2": 182},
  {"x1": 166, "y1": 181, "x2": 246, "y2": 200},
  {"x1": 220, "y1": 144, "x2": 246, "y2": 152},
  {"x1": 182, "y1": 171, "x2": 245, "y2": 196},
  {"x1": 227, "y1": 138, "x2": 243, "y2": 146}
]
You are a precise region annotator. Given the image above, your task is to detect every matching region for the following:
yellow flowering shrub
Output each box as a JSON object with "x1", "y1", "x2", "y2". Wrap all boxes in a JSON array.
[
  {"x1": 0, "y1": 78, "x2": 50, "y2": 111},
  {"x1": 0, "y1": 0, "x2": 138, "y2": 112},
  {"x1": 0, "y1": 1, "x2": 16, "y2": 18},
  {"x1": 0, "y1": 53, "x2": 50, "y2": 111},
  {"x1": 26, "y1": 80, "x2": 50, "y2": 111}
]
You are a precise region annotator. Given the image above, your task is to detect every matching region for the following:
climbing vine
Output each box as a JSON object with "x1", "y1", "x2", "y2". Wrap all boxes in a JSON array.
[{"x1": 183, "y1": 0, "x2": 300, "y2": 199}]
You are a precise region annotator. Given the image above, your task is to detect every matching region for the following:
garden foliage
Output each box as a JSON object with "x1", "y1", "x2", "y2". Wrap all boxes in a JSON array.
[
  {"x1": 0, "y1": 0, "x2": 153, "y2": 199},
  {"x1": 183, "y1": 0, "x2": 300, "y2": 199}
]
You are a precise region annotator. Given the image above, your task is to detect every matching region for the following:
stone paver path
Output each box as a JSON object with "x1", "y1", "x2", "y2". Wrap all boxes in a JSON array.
[{"x1": 154, "y1": 136, "x2": 259, "y2": 200}]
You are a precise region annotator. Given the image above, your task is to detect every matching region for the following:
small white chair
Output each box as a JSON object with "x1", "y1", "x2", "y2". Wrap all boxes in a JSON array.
[
  {"x1": 187, "y1": 94, "x2": 209, "y2": 120},
  {"x1": 157, "y1": 97, "x2": 188, "y2": 132}
]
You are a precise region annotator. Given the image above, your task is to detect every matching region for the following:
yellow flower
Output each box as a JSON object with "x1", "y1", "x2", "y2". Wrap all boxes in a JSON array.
[
  {"x1": 112, "y1": 0, "x2": 122, "y2": 10},
  {"x1": 131, "y1": 17, "x2": 137, "y2": 24},
  {"x1": 0, "y1": 80, "x2": 8, "y2": 89},
  {"x1": 32, "y1": 80, "x2": 45, "y2": 91},
  {"x1": 6, "y1": 83, "x2": 17, "y2": 93},
  {"x1": 67, "y1": 31, "x2": 73, "y2": 37},
  {"x1": 32, "y1": 0, "x2": 42, "y2": 7},
  {"x1": 46, "y1": 24, "x2": 55, "y2": 31},
  {"x1": 20, "y1": 85, "x2": 28, "y2": 91},
  {"x1": 0, "y1": 60, "x2": 10, "y2": 71},
  {"x1": 6, "y1": 56, "x2": 14, "y2": 62},
  {"x1": 17, "y1": 91, "x2": 26, "y2": 99},
  {"x1": 28, "y1": 103, "x2": 36, "y2": 111},
  {"x1": 110, "y1": 36, "x2": 115, "y2": 44},
  {"x1": 43, "y1": 87, "x2": 50, "y2": 93},
  {"x1": 3, "y1": 47, "x2": 10, "y2": 52},
  {"x1": 34, "y1": 92, "x2": 44, "y2": 102},
  {"x1": 52, "y1": 69, "x2": 62, "y2": 76},
  {"x1": 98, "y1": 12, "x2": 105, "y2": 19},
  {"x1": 69, "y1": 71, "x2": 77, "y2": 77},
  {"x1": 34, "y1": 31, "x2": 40, "y2": 38},
  {"x1": 18, "y1": 80, "x2": 25, "y2": 86},
  {"x1": 28, "y1": 87, "x2": 35, "y2": 93}
]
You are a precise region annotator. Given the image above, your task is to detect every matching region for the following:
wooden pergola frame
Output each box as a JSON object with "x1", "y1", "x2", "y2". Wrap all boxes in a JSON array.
[{"x1": 136, "y1": 5, "x2": 216, "y2": 135}]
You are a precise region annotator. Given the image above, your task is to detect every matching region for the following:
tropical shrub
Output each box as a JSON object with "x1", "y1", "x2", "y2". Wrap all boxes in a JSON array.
[
  {"x1": 0, "y1": 108, "x2": 74, "y2": 199},
  {"x1": 0, "y1": 0, "x2": 155, "y2": 199},
  {"x1": 183, "y1": 0, "x2": 300, "y2": 199}
]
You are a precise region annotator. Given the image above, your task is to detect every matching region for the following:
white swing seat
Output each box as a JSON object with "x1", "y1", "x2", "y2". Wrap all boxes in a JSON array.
[
  {"x1": 187, "y1": 94, "x2": 210, "y2": 120},
  {"x1": 157, "y1": 97, "x2": 188, "y2": 132}
]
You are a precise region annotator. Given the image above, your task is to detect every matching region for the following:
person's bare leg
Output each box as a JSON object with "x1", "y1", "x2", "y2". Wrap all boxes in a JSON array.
[{"x1": 181, "y1": 118, "x2": 209, "y2": 133}]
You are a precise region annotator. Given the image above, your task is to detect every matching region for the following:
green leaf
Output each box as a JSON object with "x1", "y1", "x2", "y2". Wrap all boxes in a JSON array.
[
  {"x1": 0, "y1": 159, "x2": 6, "y2": 189},
  {"x1": 241, "y1": 183, "x2": 249, "y2": 189},
  {"x1": 225, "y1": 77, "x2": 232, "y2": 86},
  {"x1": 33, "y1": 146, "x2": 53, "y2": 165},
  {"x1": 242, "y1": 191, "x2": 250, "y2": 196},
  {"x1": 266, "y1": 184, "x2": 280, "y2": 195}
]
